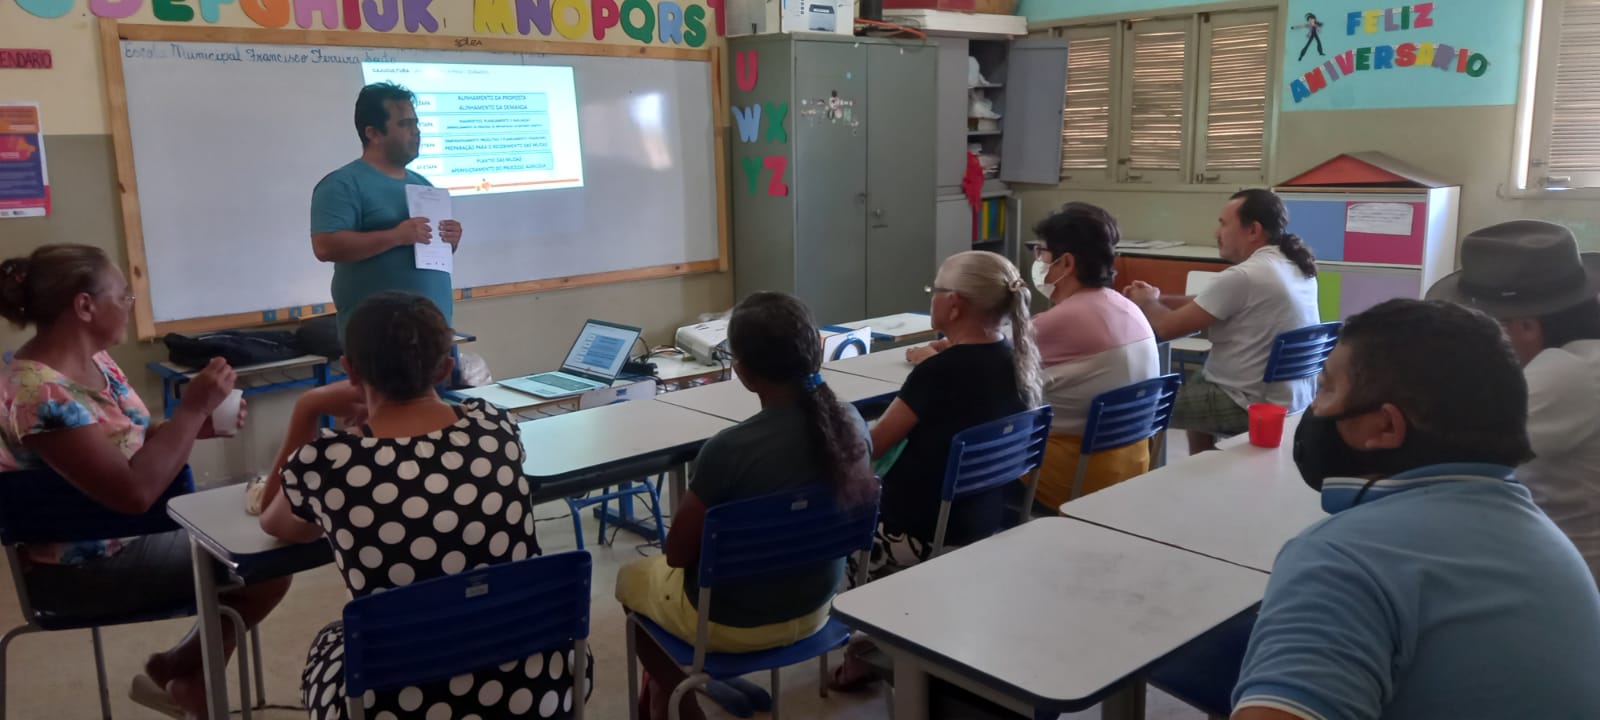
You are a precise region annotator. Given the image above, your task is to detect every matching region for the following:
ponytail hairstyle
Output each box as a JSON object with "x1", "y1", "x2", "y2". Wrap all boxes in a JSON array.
[
  {"x1": 1231, "y1": 188, "x2": 1318, "y2": 278},
  {"x1": 0, "y1": 244, "x2": 114, "y2": 329},
  {"x1": 937, "y1": 251, "x2": 1044, "y2": 408},
  {"x1": 726, "y1": 292, "x2": 876, "y2": 506}
]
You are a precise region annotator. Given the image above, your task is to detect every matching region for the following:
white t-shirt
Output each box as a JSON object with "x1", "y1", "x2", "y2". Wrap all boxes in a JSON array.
[
  {"x1": 1519, "y1": 339, "x2": 1600, "y2": 582},
  {"x1": 1193, "y1": 245, "x2": 1321, "y2": 412}
]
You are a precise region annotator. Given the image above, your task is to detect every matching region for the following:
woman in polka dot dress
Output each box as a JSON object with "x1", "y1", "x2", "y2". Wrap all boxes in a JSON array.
[{"x1": 260, "y1": 291, "x2": 593, "y2": 720}]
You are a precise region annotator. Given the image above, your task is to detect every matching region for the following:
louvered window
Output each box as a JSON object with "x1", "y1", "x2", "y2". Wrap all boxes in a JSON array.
[
  {"x1": 1053, "y1": 8, "x2": 1276, "y2": 186},
  {"x1": 1060, "y1": 28, "x2": 1115, "y2": 180},
  {"x1": 1122, "y1": 21, "x2": 1191, "y2": 183},
  {"x1": 1196, "y1": 11, "x2": 1272, "y2": 183},
  {"x1": 1528, "y1": 0, "x2": 1600, "y2": 189}
]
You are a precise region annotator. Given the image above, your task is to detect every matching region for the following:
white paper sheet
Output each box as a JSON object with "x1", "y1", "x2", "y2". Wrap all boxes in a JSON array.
[
  {"x1": 405, "y1": 184, "x2": 454, "y2": 273},
  {"x1": 1345, "y1": 202, "x2": 1414, "y2": 236}
]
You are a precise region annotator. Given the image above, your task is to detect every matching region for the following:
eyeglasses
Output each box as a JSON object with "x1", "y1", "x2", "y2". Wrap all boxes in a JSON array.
[{"x1": 924, "y1": 285, "x2": 955, "y2": 295}]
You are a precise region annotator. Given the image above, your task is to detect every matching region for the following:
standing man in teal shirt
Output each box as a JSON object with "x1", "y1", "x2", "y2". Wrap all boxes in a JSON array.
[{"x1": 310, "y1": 82, "x2": 461, "y2": 339}]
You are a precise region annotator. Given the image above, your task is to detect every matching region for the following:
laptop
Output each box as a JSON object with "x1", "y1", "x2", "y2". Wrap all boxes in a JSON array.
[{"x1": 500, "y1": 320, "x2": 644, "y2": 400}]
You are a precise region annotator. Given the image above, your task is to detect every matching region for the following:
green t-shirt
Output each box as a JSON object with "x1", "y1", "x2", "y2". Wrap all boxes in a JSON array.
[
  {"x1": 685, "y1": 402, "x2": 870, "y2": 628},
  {"x1": 309, "y1": 159, "x2": 453, "y2": 339}
]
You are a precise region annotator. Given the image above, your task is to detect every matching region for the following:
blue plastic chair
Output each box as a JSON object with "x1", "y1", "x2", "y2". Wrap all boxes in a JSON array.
[
  {"x1": 1147, "y1": 608, "x2": 1257, "y2": 719},
  {"x1": 1070, "y1": 373, "x2": 1185, "y2": 500},
  {"x1": 1262, "y1": 322, "x2": 1342, "y2": 383},
  {"x1": 565, "y1": 388, "x2": 667, "y2": 550},
  {"x1": 624, "y1": 485, "x2": 881, "y2": 720},
  {"x1": 0, "y1": 466, "x2": 260, "y2": 720},
  {"x1": 342, "y1": 551, "x2": 593, "y2": 720},
  {"x1": 933, "y1": 406, "x2": 1054, "y2": 556}
]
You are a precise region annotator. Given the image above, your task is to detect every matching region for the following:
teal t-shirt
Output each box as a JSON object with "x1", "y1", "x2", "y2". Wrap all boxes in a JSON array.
[
  {"x1": 309, "y1": 159, "x2": 453, "y2": 339},
  {"x1": 685, "y1": 402, "x2": 871, "y2": 628}
]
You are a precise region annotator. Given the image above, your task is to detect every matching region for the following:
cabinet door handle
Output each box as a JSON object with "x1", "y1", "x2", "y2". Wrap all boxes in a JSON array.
[{"x1": 873, "y1": 209, "x2": 884, "y2": 218}]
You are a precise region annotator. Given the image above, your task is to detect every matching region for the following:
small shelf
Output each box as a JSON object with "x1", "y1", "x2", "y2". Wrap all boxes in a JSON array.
[
  {"x1": 967, "y1": 130, "x2": 1002, "y2": 136},
  {"x1": 969, "y1": 82, "x2": 1004, "y2": 89}
]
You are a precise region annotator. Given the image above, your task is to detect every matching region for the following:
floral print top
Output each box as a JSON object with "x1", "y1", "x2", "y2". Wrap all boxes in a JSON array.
[{"x1": 0, "y1": 352, "x2": 151, "y2": 565}]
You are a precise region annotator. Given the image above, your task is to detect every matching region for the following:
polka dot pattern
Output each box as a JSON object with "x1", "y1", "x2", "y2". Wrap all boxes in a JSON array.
[{"x1": 284, "y1": 400, "x2": 586, "y2": 720}]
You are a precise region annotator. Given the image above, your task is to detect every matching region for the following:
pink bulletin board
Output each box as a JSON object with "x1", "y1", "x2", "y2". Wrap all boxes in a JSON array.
[{"x1": 1342, "y1": 200, "x2": 1427, "y2": 265}]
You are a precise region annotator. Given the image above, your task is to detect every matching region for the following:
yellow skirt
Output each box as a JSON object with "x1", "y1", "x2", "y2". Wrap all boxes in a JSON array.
[
  {"x1": 615, "y1": 555, "x2": 832, "y2": 654},
  {"x1": 1030, "y1": 432, "x2": 1150, "y2": 509}
]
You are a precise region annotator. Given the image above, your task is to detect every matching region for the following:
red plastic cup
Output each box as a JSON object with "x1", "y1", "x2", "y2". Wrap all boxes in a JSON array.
[{"x1": 1248, "y1": 403, "x2": 1289, "y2": 448}]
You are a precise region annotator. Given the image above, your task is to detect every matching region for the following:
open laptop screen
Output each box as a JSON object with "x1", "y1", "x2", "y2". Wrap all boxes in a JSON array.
[{"x1": 561, "y1": 321, "x2": 641, "y2": 381}]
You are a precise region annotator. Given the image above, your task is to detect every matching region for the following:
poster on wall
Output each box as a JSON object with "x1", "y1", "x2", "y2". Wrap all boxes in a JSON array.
[
  {"x1": 1283, "y1": 0, "x2": 1524, "y2": 111},
  {"x1": 0, "y1": 103, "x2": 49, "y2": 218}
]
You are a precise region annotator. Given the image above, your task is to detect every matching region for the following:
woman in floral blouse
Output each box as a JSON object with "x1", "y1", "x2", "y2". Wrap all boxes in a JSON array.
[{"x1": 0, "y1": 245, "x2": 288, "y2": 719}]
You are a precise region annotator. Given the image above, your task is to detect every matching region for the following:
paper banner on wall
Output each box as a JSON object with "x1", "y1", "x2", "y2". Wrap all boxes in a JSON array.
[
  {"x1": 0, "y1": 103, "x2": 49, "y2": 218},
  {"x1": 1283, "y1": 0, "x2": 1523, "y2": 111}
]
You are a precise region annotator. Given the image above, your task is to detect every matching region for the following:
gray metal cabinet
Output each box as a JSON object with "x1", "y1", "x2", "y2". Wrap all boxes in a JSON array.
[{"x1": 729, "y1": 34, "x2": 937, "y2": 325}]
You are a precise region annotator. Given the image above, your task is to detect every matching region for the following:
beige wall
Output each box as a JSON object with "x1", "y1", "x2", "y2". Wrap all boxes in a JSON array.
[
  {"x1": 1018, "y1": 104, "x2": 1600, "y2": 252},
  {"x1": 0, "y1": 4, "x2": 733, "y2": 484}
]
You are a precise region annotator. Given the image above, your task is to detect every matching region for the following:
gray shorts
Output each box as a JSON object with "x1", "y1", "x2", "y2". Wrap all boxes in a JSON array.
[{"x1": 23, "y1": 530, "x2": 203, "y2": 624}]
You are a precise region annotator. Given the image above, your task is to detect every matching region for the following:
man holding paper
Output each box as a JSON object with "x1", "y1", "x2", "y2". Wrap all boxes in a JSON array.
[{"x1": 310, "y1": 81, "x2": 462, "y2": 339}]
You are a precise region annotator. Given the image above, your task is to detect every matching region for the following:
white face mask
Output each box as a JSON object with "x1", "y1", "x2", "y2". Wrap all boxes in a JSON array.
[{"x1": 1031, "y1": 258, "x2": 1057, "y2": 301}]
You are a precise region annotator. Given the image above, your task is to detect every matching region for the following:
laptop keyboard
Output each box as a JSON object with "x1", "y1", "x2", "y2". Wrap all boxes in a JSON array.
[{"x1": 532, "y1": 373, "x2": 591, "y2": 392}]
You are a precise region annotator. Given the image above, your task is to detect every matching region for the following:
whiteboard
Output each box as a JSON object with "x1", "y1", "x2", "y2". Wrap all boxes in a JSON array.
[{"x1": 114, "y1": 35, "x2": 719, "y2": 330}]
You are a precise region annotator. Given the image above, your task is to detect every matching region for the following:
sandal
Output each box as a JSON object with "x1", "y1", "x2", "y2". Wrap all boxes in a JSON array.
[
  {"x1": 129, "y1": 675, "x2": 184, "y2": 720},
  {"x1": 828, "y1": 640, "x2": 883, "y2": 693}
]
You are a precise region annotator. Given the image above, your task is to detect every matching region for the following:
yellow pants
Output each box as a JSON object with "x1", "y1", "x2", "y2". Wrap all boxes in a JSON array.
[
  {"x1": 615, "y1": 555, "x2": 832, "y2": 653},
  {"x1": 1030, "y1": 432, "x2": 1150, "y2": 509}
]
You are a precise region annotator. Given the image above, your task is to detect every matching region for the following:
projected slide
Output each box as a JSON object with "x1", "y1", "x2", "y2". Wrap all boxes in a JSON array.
[{"x1": 362, "y1": 62, "x2": 583, "y2": 196}]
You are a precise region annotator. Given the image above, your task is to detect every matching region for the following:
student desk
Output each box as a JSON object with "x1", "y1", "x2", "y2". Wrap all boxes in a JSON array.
[
  {"x1": 147, "y1": 332, "x2": 477, "y2": 422},
  {"x1": 823, "y1": 343, "x2": 929, "y2": 385},
  {"x1": 646, "y1": 354, "x2": 728, "y2": 387},
  {"x1": 824, "y1": 312, "x2": 937, "y2": 346},
  {"x1": 654, "y1": 369, "x2": 901, "y2": 423},
  {"x1": 518, "y1": 398, "x2": 734, "y2": 507},
  {"x1": 831, "y1": 517, "x2": 1269, "y2": 719},
  {"x1": 1060, "y1": 413, "x2": 1321, "y2": 574},
  {"x1": 167, "y1": 486, "x2": 334, "y2": 720}
]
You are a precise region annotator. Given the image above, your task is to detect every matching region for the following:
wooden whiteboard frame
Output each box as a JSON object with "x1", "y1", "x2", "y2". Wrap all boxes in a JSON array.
[{"x1": 100, "y1": 20, "x2": 729, "y2": 339}]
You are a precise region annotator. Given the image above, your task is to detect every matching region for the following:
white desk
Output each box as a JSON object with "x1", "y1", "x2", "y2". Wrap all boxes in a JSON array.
[
  {"x1": 168, "y1": 487, "x2": 333, "y2": 720},
  {"x1": 828, "y1": 312, "x2": 937, "y2": 345},
  {"x1": 1119, "y1": 244, "x2": 1222, "y2": 261},
  {"x1": 654, "y1": 369, "x2": 900, "y2": 422},
  {"x1": 823, "y1": 343, "x2": 929, "y2": 386},
  {"x1": 647, "y1": 354, "x2": 727, "y2": 385},
  {"x1": 831, "y1": 517, "x2": 1269, "y2": 719},
  {"x1": 1061, "y1": 414, "x2": 1323, "y2": 573},
  {"x1": 518, "y1": 398, "x2": 734, "y2": 505}
]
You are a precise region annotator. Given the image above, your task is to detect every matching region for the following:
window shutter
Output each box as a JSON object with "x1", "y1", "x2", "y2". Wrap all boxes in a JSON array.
[
  {"x1": 1119, "y1": 18, "x2": 1194, "y2": 183},
  {"x1": 1195, "y1": 11, "x2": 1273, "y2": 183},
  {"x1": 1546, "y1": 0, "x2": 1600, "y2": 187},
  {"x1": 1059, "y1": 28, "x2": 1116, "y2": 179}
]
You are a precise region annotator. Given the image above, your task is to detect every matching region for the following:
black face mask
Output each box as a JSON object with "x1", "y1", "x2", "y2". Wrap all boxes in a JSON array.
[{"x1": 1292, "y1": 407, "x2": 1450, "y2": 492}]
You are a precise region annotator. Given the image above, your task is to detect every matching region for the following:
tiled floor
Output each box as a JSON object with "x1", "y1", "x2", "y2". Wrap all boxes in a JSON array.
[{"x1": 0, "y1": 433, "x2": 1208, "y2": 719}]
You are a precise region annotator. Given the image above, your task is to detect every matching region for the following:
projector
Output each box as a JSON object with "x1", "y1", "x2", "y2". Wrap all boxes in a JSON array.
[{"x1": 676, "y1": 319, "x2": 730, "y2": 364}]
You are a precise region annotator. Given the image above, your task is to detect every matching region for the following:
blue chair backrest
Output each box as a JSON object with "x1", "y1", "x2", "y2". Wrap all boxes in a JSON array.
[
  {"x1": 342, "y1": 551, "x2": 592, "y2": 698},
  {"x1": 1082, "y1": 374, "x2": 1185, "y2": 455},
  {"x1": 1263, "y1": 322, "x2": 1342, "y2": 383},
  {"x1": 0, "y1": 466, "x2": 194, "y2": 545},
  {"x1": 939, "y1": 406, "x2": 1053, "y2": 503},
  {"x1": 696, "y1": 485, "x2": 880, "y2": 590}
]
